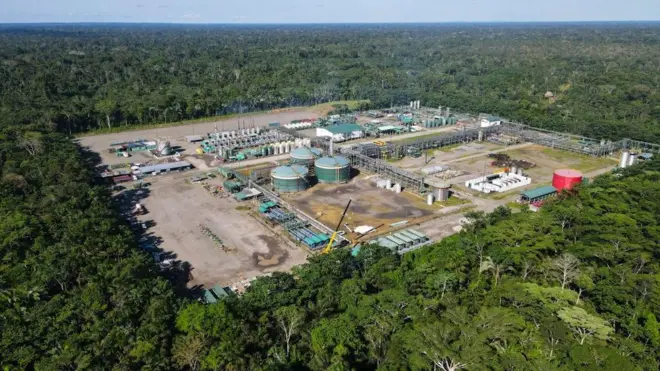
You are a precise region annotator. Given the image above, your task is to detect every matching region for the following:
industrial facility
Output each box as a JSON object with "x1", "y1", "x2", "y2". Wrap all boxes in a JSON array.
[{"x1": 85, "y1": 101, "x2": 660, "y2": 303}]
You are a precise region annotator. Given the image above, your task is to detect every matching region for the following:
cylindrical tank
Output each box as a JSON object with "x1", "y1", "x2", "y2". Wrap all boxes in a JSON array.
[
  {"x1": 284, "y1": 142, "x2": 291, "y2": 153},
  {"x1": 552, "y1": 169, "x2": 583, "y2": 191},
  {"x1": 158, "y1": 140, "x2": 172, "y2": 155},
  {"x1": 290, "y1": 147, "x2": 323, "y2": 164},
  {"x1": 261, "y1": 146, "x2": 268, "y2": 156},
  {"x1": 274, "y1": 145, "x2": 280, "y2": 155},
  {"x1": 279, "y1": 142, "x2": 286, "y2": 154},
  {"x1": 437, "y1": 186, "x2": 450, "y2": 201},
  {"x1": 427, "y1": 193, "x2": 434, "y2": 205},
  {"x1": 628, "y1": 153, "x2": 637, "y2": 166},
  {"x1": 510, "y1": 166, "x2": 518, "y2": 175},
  {"x1": 478, "y1": 130, "x2": 484, "y2": 142},
  {"x1": 295, "y1": 138, "x2": 302, "y2": 148},
  {"x1": 315, "y1": 156, "x2": 351, "y2": 184},
  {"x1": 271, "y1": 165, "x2": 310, "y2": 193},
  {"x1": 620, "y1": 151, "x2": 630, "y2": 168}
]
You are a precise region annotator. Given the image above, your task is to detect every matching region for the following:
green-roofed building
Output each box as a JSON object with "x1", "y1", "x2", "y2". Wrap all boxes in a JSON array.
[
  {"x1": 203, "y1": 289, "x2": 218, "y2": 304},
  {"x1": 520, "y1": 186, "x2": 557, "y2": 203}
]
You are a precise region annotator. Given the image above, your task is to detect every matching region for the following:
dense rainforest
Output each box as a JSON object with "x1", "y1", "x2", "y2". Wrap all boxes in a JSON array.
[
  {"x1": 2, "y1": 23, "x2": 660, "y2": 370},
  {"x1": 1, "y1": 23, "x2": 660, "y2": 141}
]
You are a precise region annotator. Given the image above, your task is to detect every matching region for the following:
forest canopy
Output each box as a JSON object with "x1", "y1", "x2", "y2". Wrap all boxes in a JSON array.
[{"x1": 1, "y1": 23, "x2": 660, "y2": 141}]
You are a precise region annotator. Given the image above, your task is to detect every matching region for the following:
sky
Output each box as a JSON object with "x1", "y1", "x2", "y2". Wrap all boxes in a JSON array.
[{"x1": 2, "y1": 0, "x2": 659, "y2": 24}]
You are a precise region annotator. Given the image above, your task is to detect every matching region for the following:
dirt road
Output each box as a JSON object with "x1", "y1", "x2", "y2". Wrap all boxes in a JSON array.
[{"x1": 79, "y1": 109, "x2": 319, "y2": 151}]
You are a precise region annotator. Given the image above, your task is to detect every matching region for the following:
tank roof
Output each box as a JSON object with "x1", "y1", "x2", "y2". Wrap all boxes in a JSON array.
[
  {"x1": 315, "y1": 156, "x2": 350, "y2": 168},
  {"x1": 271, "y1": 165, "x2": 309, "y2": 179},
  {"x1": 554, "y1": 169, "x2": 583, "y2": 177},
  {"x1": 290, "y1": 147, "x2": 323, "y2": 159}
]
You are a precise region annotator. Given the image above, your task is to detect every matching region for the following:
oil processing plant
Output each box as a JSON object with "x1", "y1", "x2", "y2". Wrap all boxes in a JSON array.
[{"x1": 94, "y1": 101, "x2": 660, "y2": 299}]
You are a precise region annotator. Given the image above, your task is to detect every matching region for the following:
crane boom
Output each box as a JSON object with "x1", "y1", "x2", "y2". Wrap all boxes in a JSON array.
[{"x1": 322, "y1": 199, "x2": 352, "y2": 254}]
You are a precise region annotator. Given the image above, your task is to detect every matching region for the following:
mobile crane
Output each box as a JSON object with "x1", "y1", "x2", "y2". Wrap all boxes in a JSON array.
[{"x1": 322, "y1": 199, "x2": 352, "y2": 254}]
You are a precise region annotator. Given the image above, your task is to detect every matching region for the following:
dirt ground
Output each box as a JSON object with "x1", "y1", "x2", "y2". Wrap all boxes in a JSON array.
[
  {"x1": 78, "y1": 109, "x2": 319, "y2": 166},
  {"x1": 281, "y1": 176, "x2": 471, "y2": 242},
  {"x1": 450, "y1": 144, "x2": 618, "y2": 188},
  {"x1": 396, "y1": 142, "x2": 507, "y2": 171},
  {"x1": 128, "y1": 172, "x2": 308, "y2": 288}
]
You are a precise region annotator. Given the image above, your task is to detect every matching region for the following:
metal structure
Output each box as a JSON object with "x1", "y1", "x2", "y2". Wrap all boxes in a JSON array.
[
  {"x1": 323, "y1": 199, "x2": 352, "y2": 254},
  {"x1": 340, "y1": 147, "x2": 426, "y2": 193},
  {"x1": 622, "y1": 139, "x2": 660, "y2": 154},
  {"x1": 498, "y1": 122, "x2": 619, "y2": 156},
  {"x1": 315, "y1": 156, "x2": 351, "y2": 184},
  {"x1": 552, "y1": 169, "x2": 583, "y2": 191}
]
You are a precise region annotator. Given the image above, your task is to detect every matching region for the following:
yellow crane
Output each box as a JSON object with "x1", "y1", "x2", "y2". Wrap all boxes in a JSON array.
[{"x1": 322, "y1": 199, "x2": 352, "y2": 254}]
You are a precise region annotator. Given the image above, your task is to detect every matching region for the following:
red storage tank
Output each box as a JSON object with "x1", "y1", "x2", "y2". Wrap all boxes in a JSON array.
[{"x1": 552, "y1": 169, "x2": 583, "y2": 191}]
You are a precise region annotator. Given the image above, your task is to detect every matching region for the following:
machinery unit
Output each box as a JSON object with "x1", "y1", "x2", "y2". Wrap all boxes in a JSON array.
[
  {"x1": 552, "y1": 169, "x2": 583, "y2": 191},
  {"x1": 290, "y1": 147, "x2": 323, "y2": 164},
  {"x1": 271, "y1": 165, "x2": 310, "y2": 193},
  {"x1": 314, "y1": 156, "x2": 351, "y2": 184}
]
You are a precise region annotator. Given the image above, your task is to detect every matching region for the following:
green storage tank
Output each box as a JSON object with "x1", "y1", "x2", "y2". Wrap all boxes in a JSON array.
[
  {"x1": 290, "y1": 147, "x2": 323, "y2": 164},
  {"x1": 315, "y1": 156, "x2": 351, "y2": 184},
  {"x1": 271, "y1": 165, "x2": 310, "y2": 193}
]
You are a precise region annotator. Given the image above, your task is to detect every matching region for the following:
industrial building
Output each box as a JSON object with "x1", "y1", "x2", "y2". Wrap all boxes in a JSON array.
[
  {"x1": 520, "y1": 186, "x2": 558, "y2": 203},
  {"x1": 137, "y1": 161, "x2": 192, "y2": 176},
  {"x1": 289, "y1": 147, "x2": 323, "y2": 164},
  {"x1": 316, "y1": 124, "x2": 364, "y2": 142},
  {"x1": 314, "y1": 156, "x2": 351, "y2": 184},
  {"x1": 465, "y1": 172, "x2": 531, "y2": 193},
  {"x1": 368, "y1": 229, "x2": 432, "y2": 254},
  {"x1": 552, "y1": 169, "x2": 583, "y2": 191},
  {"x1": 271, "y1": 165, "x2": 310, "y2": 193}
]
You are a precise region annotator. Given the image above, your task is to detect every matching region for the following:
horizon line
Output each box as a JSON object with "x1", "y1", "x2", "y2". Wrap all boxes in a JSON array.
[{"x1": 1, "y1": 20, "x2": 660, "y2": 26}]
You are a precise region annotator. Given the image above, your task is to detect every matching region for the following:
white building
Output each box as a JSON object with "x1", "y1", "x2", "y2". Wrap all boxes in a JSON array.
[
  {"x1": 480, "y1": 118, "x2": 502, "y2": 128},
  {"x1": 465, "y1": 172, "x2": 531, "y2": 193},
  {"x1": 316, "y1": 124, "x2": 364, "y2": 142}
]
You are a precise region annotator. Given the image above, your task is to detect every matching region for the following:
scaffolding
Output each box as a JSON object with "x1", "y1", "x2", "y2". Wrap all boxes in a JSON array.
[
  {"x1": 498, "y1": 122, "x2": 619, "y2": 156},
  {"x1": 398, "y1": 126, "x2": 499, "y2": 152},
  {"x1": 623, "y1": 139, "x2": 660, "y2": 154}
]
